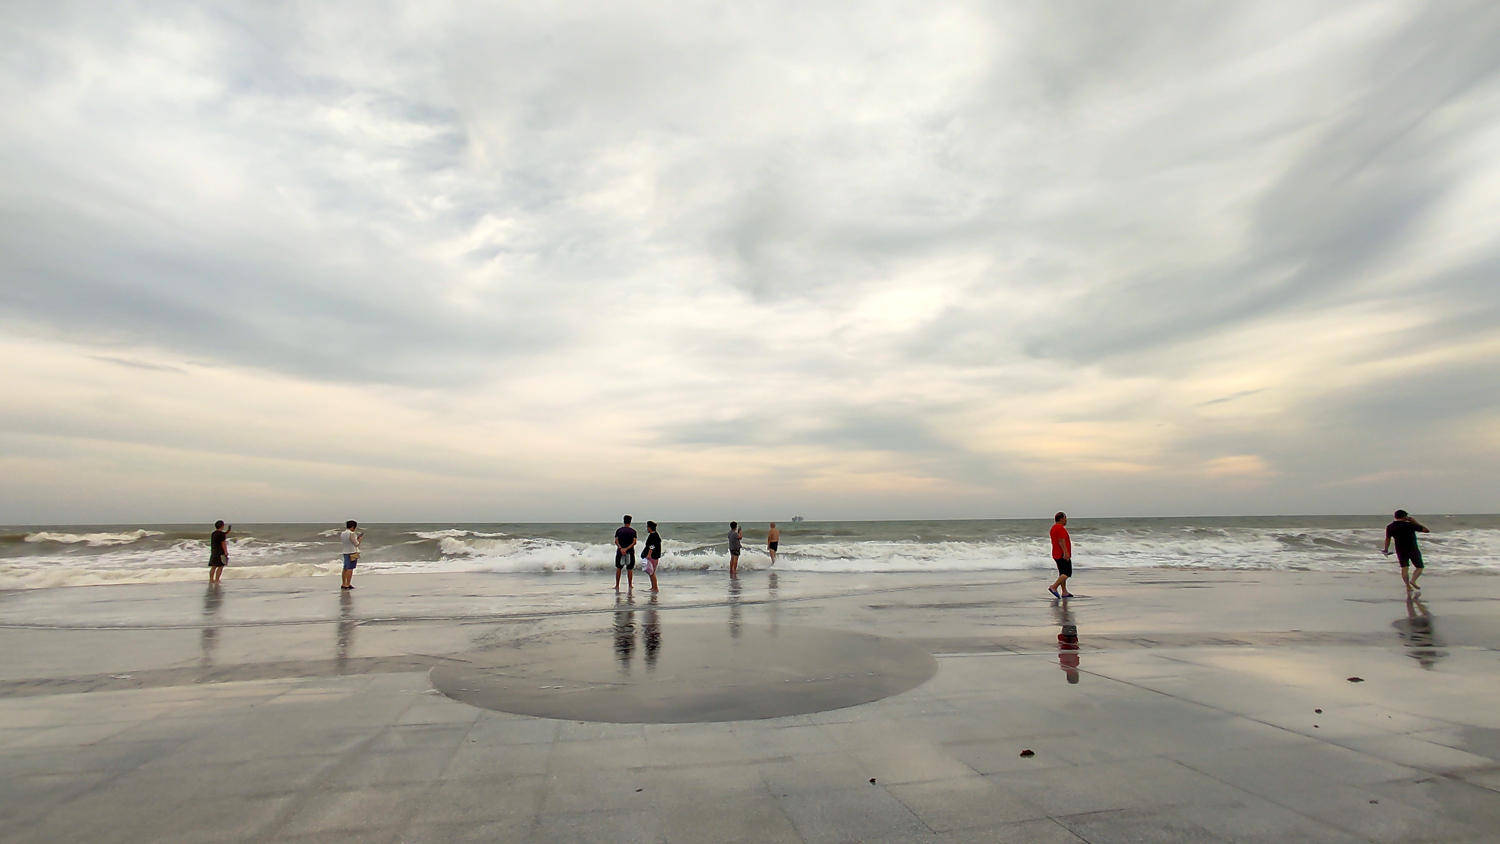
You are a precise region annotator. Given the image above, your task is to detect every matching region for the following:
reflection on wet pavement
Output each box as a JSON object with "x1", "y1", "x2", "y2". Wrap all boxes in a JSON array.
[
  {"x1": 727, "y1": 577, "x2": 742, "y2": 639},
  {"x1": 1394, "y1": 595, "x2": 1446, "y2": 669},
  {"x1": 1053, "y1": 598, "x2": 1080, "y2": 684},
  {"x1": 336, "y1": 589, "x2": 356, "y2": 673},
  {"x1": 644, "y1": 594, "x2": 660, "y2": 669},
  {"x1": 199, "y1": 584, "x2": 222, "y2": 669},
  {"x1": 613, "y1": 594, "x2": 636, "y2": 672}
]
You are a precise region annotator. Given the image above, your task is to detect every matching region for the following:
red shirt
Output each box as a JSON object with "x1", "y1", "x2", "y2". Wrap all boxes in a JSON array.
[{"x1": 1050, "y1": 523, "x2": 1070, "y2": 559}]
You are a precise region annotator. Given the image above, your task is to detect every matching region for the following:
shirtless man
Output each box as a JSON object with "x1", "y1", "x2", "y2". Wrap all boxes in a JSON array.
[{"x1": 767, "y1": 522, "x2": 780, "y2": 566}]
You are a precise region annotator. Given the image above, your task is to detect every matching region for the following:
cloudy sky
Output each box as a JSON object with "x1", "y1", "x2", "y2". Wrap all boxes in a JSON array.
[{"x1": 2, "y1": 1, "x2": 1498, "y2": 524}]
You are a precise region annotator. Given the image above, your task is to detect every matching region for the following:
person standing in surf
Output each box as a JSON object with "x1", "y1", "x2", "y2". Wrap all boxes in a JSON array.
[
  {"x1": 614, "y1": 515, "x2": 638, "y2": 591},
  {"x1": 642, "y1": 520, "x2": 662, "y2": 592},
  {"x1": 767, "y1": 522, "x2": 780, "y2": 566},
  {"x1": 1383, "y1": 509, "x2": 1431, "y2": 592},
  {"x1": 727, "y1": 521, "x2": 743, "y2": 577},
  {"x1": 208, "y1": 520, "x2": 230, "y2": 584},
  {"x1": 1048, "y1": 512, "x2": 1073, "y2": 599},
  {"x1": 340, "y1": 520, "x2": 361, "y2": 590}
]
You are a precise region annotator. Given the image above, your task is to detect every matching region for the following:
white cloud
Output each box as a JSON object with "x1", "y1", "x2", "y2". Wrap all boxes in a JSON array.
[{"x1": 1, "y1": 0, "x2": 1498, "y2": 521}]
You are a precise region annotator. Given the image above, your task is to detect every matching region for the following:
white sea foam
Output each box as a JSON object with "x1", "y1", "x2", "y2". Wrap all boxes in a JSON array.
[
  {"x1": 416, "y1": 529, "x2": 509, "y2": 541},
  {"x1": 3, "y1": 522, "x2": 1497, "y2": 589},
  {"x1": 0, "y1": 561, "x2": 336, "y2": 590},
  {"x1": 23, "y1": 529, "x2": 163, "y2": 546}
]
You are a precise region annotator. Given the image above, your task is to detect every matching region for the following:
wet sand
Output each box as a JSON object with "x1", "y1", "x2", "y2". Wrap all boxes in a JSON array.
[{"x1": 2, "y1": 569, "x2": 1498, "y2": 841}]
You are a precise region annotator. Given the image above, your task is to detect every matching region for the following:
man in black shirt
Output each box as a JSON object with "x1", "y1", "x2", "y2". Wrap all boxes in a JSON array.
[
  {"x1": 208, "y1": 520, "x2": 230, "y2": 584},
  {"x1": 1383, "y1": 509, "x2": 1431, "y2": 591},
  {"x1": 614, "y1": 515, "x2": 637, "y2": 591}
]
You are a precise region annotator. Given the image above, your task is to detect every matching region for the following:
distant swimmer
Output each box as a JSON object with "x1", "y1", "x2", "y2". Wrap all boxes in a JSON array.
[
  {"x1": 767, "y1": 522, "x2": 780, "y2": 566},
  {"x1": 614, "y1": 515, "x2": 638, "y2": 591},
  {"x1": 208, "y1": 520, "x2": 230, "y2": 584},
  {"x1": 728, "y1": 521, "x2": 743, "y2": 577},
  {"x1": 340, "y1": 520, "x2": 362, "y2": 590},
  {"x1": 642, "y1": 520, "x2": 662, "y2": 592},
  {"x1": 1048, "y1": 512, "x2": 1074, "y2": 599},
  {"x1": 1383, "y1": 509, "x2": 1431, "y2": 592}
]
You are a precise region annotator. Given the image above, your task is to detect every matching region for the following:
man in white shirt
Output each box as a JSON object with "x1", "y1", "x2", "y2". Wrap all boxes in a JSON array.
[{"x1": 340, "y1": 520, "x2": 362, "y2": 590}]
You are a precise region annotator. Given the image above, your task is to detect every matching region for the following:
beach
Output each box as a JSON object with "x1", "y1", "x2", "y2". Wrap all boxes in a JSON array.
[{"x1": 3, "y1": 567, "x2": 1499, "y2": 841}]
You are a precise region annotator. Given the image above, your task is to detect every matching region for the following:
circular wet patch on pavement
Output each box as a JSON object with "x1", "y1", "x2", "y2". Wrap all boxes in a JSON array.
[{"x1": 430, "y1": 622, "x2": 938, "y2": 723}]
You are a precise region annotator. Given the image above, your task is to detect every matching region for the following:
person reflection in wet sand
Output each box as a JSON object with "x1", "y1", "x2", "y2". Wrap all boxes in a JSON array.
[
  {"x1": 1393, "y1": 594, "x2": 1446, "y2": 669},
  {"x1": 336, "y1": 589, "x2": 356, "y2": 674},
  {"x1": 727, "y1": 577, "x2": 743, "y2": 639},
  {"x1": 1053, "y1": 598, "x2": 1080, "y2": 684},
  {"x1": 613, "y1": 593, "x2": 636, "y2": 672},
  {"x1": 200, "y1": 583, "x2": 223, "y2": 671},
  {"x1": 644, "y1": 594, "x2": 661, "y2": 670},
  {"x1": 767, "y1": 572, "x2": 779, "y2": 637}
]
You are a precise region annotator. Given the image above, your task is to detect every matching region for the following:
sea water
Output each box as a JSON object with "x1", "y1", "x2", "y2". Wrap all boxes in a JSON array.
[{"x1": 2, "y1": 515, "x2": 1497, "y2": 590}]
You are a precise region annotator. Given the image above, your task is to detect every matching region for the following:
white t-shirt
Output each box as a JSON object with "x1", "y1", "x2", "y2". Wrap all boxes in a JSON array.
[{"x1": 340, "y1": 529, "x2": 360, "y2": 555}]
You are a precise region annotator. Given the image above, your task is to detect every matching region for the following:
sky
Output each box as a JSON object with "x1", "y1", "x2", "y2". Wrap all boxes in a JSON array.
[{"x1": 2, "y1": 1, "x2": 1499, "y2": 524}]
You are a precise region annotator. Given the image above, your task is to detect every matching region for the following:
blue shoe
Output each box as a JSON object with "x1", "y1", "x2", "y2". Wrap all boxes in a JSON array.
[{"x1": 1048, "y1": 587, "x2": 1060, "y2": 598}]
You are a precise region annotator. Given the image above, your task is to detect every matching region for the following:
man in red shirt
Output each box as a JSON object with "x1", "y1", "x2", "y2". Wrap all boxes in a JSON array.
[{"x1": 1048, "y1": 512, "x2": 1073, "y2": 599}]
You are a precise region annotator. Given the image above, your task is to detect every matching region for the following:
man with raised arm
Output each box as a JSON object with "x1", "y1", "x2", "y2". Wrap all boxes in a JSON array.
[{"x1": 1383, "y1": 509, "x2": 1431, "y2": 592}]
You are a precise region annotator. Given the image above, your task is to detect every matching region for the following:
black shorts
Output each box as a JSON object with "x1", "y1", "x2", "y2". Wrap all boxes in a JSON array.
[
  {"x1": 1055, "y1": 557, "x2": 1073, "y2": 577},
  {"x1": 209, "y1": 561, "x2": 225, "y2": 568},
  {"x1": 1397, "y1": 549, "x2": 1423, "y2": 569},
  {"x1": 768, "y1": 541, "x2": 778, "y2": 551},
  {"x1": 615, "y1": 548, "x2": 635, "y2": 570}
]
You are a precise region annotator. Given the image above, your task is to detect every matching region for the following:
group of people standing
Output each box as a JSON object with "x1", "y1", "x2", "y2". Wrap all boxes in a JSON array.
[
  {"x1": 610, "y1": 516, "x2": 783, "y2": 591},
  {"x1": 206, "y1": 510, "x2": 1433, "y2": 595},
  {"x1": 207, "y1": 519, "x2": 364, "y2": 589}
]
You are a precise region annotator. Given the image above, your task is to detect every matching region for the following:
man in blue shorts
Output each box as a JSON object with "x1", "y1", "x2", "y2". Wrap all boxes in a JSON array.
[
  {"x1": 1383, "y1": 509, "x2": 1431, "y2": 592},
  {"x1": 340, "y1": 520, "x2": 361, "y2": 590}
]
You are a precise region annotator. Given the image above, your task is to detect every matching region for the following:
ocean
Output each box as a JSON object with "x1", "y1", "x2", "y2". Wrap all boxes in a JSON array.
[{"x1": 2, "y1": 515, "x2": 1497, "y2": 590}]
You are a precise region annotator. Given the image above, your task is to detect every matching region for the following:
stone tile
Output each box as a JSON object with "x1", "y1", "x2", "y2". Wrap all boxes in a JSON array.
[
  {"x1": 944, "y1": 737, "x2": 1080, "y2": 775},
  {"x1": 659, "y1": 796, "x2": 801, "y2": 843},
  {"x1": 1364, "y1": 775, "x2": 1500, "y2": 831},
  {"x1": 0, "y1": 771, "x2": 113, "y2": 824},
  {"x1": 1271, "y1": 782, "x2": 1494, "y2": 843},
  {"x1": 119, "y1": 752, "x2": 336, "y2": 798},
  {"x1": 1336, "y1": 735, "x2": 1498, "y2": 772},
  {"x1": 539, "y1": 770, "x2": 648, "y2": 814},
  {"x1": 1173, "y1": 798, "x2": 1365, "y2": 842},
  {"x1": 408, "y1": 774, "x2": 546, "y2": 825},
  {"x1": 326, "y1": 748, "x2": 458, "y2": 788},
  {"x1": 463, "y1": 717, "x2": 560, "y2": 746},
  {"x1": 933, "y1": 817, "x2": 1085, "y2": 842},
  {"x1": 530, "y1": 807, "x2": 663, "y2": 843},
  {"x1": 778, "y1": 785, "x2": 932, "y2": 843},
  {"x1": 1170, "y1": 741, "x2": 1423, "y2": 799},
  {"x1": 278, "y1": 785, "x2": 431, "y2": 836},
  {"x1": 549, "y1": 736, "x2": 647, "y2": 771},
  {"x1": 441, "y1": 741, "x2": 552, "y2": 778},
  {"x1": 757, "y1": 752, "x2": 870, "y2": 796},
  {"x1": 851, "y1": 740, "x2": 979, "y2": 785},
  {"x1": 398, "y1": 818, "x2": 537, "y2": 843},
  {"x1": 366, "y1": 724, "x2": 473, "y2": 753},
  {"x1": 641, "y1": 761, "x2": 771, "y2": 807},
  {"x1": 394, "y1": 701, "x2": 482, "y2": 726},
  {"x1": 886, "y1": 774, "x2": 1048, "y2": 831},
  {"x1": 1053, "y1": 806, "x2": 1219, "y2": 843}
]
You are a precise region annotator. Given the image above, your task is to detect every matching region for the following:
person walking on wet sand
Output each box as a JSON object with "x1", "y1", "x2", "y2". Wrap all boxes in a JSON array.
[
  {"x1": 1383, "y1": 509, "x2": 1431, "y2": 592},
  {"x1": 767, "y1": 522, "x2": 780, "y2": 566},
  {"x1": 208, "y1": 520, "x2": 230, "y2": 584},
  {"x1": 340, "y1": 520, "x2": 362, "y2": 589},
  {"x1": 1048, "y1": 512, "x2": 1073, "y2": 599},
  {"x1": 614, "y1": 515, "x2": 638, "y2": 591},
  {"x1": 727, "y1": 521, "x2": 743, "y2": 577},
  {"x1": 642, "y1": 520, "x2": 662, "y2": 592}
]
